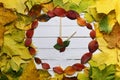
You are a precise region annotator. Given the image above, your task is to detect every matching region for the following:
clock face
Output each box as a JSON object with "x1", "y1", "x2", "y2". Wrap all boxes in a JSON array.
[{"x1": 34, "y1": 17, "x2": 92, "y2": 69}]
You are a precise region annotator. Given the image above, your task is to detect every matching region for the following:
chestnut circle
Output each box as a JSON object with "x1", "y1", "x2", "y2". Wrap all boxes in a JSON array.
[{"x1": 29, "y1": 7, "x2": 99, "y2": 75}]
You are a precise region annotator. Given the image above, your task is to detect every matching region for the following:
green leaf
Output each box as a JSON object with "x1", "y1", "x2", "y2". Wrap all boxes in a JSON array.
[
  {"x1": 7, "y1": 67, "x2": 23, "y2": 78},
  {"x1": 99, "y1": 11, "x2": 116, "y2": 33},
  {"x1": 53, "y1": 0, "x2": 95, "y2": 13},
  {"x1": 90, "y1": 65, "x2": 116, "y2": 80},
  {"x1": 54, "y1": 44, "x2": 63, "y2": 50},
  {"x1": 63, "y1": 40, "x2": 70, "y2": 47},
  {"x1": 99, "y1": 15, "x2": 108, "y2": 33},
  {"x1": 0, "y1": 74, "x2": 8, "y2": 80}
]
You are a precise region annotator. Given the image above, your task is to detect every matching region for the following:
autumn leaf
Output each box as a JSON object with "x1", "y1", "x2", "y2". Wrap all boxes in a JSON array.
[
  {"x1": 0, "y1": 0, "x2": 27, "y2": 14},
  {"x1": 19, "y1": 60, "x2": 51, "y2": 80},
  {"x1": 91, "y1": 19, "x2": 120, "y2": 78},
  {"x1": 63, "y1": 0, "x2": 69, "y2": 4},
  {"x1": 0, "y1": 6, "x2": 17, "y2": 25},
  {"x1": 115, "y1": 0, "x2": 120, "y2": 24},
  {"x1": 70, "y1": 0, "x2": 81, "y2": 5},
  {"x1": 0, "y1": 25, "x2": 5, "y2": 47},
  {"x1": 90, "y1": 65, "x2": 116, "y2": 80},
  {"x1": 95, "y1": 0, "x2": 116, "y2": 14},
  {"x1": 15, "y1": 13, "x2": 32, "y2": 30},
  {"x1": 103, "y1": 23, "x2": 120, "y2": 49},
  {"x1": 99, "y1": 11, "x2": 116, "y2": 33}
]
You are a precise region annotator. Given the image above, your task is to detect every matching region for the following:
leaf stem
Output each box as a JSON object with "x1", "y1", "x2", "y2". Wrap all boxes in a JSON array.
[
  {"x1": 66, "y1": 31, "x2": 77, "y2": 41},
  {"x1": 59, "y1": 17, "x2": 62, "y2": 38}
]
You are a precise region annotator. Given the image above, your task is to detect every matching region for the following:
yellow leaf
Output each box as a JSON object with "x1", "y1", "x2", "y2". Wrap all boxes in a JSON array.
[
  {"x1": 0, "y1": 6, "x2": 17, "y2": 25},
  {"x1": 115, "y1": 0, "x2": 120, "y2": 24},
  {"x1": 42, "y1": 2, "x2": 54, "y2": 12},
  {"x1": 9, "y1": 59, "x2": 20, "y2": 71},
  {"x1": 96, "y1": 0, "x2": 116, "y2": 14},
  {"x1": 91, "y1": 50, "x2": 117, "y2": 66},
  {"x1": 94, "y1": 23, "x2": 103, "y2": 38},
  {"x1": 63, "y1": 0, "x2": 69, "y2": 4},
  {"x1": 70, "y1": 0, "x2": 81, "y2": 5},
  {"x1": 84, "y1": 13, "x2": 94, "y2": 22},
  {"x1": 107, "y1": 11, "x2": 117, "y2": 32},
  {"x1": 19, "y1": 60, "x2": 51, "y2": 80},
  {"x1": 0, "y1": 0, "x2": 27, "y2": 14},
  {"x1": 19, "y1": 60, "x2": 39, "y2": 80},
  {"x1": 12, "y1": 56, "x2": 27, "y2": 67}
]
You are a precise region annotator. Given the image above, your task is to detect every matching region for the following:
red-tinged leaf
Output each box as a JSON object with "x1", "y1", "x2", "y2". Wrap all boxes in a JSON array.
[
  {"x1": 28, "y1": 47, "x2": 36, "y2": 55},
  {"x1": 64, "y1": 66, "x2": 76, "y2": 76},
  {"x1": 53, "y1": 7, "x2": 66, "y2": 17},
  {"x1": 25, "y1": 38, "x2": 32, "y2": 47},
  {"x1": 77, "y1": 17, "x2": 86, "y2": 26},
  {"x1": 72, "y1": 63, "x2": 85, "y2": 71},
  {"x1": 47, "y1": 10, "x2": 56, "y2": 18},
  {"x1": 88, "y1": 40, "x2": 98, "y2": 53},
  {"x1": 66, "y1": 10, "x2": 80, "y2": 20},
  {"x1": 26, "y1": 29, "x2": 34, "y2": 38},
  {"x1": 63, "y1": 76, "x2": 78, "y2": 80},
  {"x1": 86, "y1": 23, "x2": 93, "y2": 29},
  {"x1": 53, "y1": 66, "x2": 64, "y2": 74},
  {"x1": 57, "y1": 37, "x2": 63, "y2": 46},
  {"x1": 81, "y1": 52, "x2": 92, "y2": 64},
  {"x1": 37, "y1": 14, "x2": 51, "y2": 22},
  {"x1": 41, "y1": 63, "x2": 50, "y2": 70},
  {"x1": 34, "y1": 57, "x2": 42, "y2": 64},
  {"x1": 90, "y1": 30, "x2": 96, "y2": 39},
  {"x1": 28, "y1": 4, "x2": 42, "y2": 18},
  {"x1": 31, "y1": 20, "x2": 38, "y2": 29},
  {"x1": 60, "y1": 47, "x2": 66, "y2": 52}
]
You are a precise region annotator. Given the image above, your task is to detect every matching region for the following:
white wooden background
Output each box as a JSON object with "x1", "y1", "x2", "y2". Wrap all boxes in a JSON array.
[{"x1": 33, "y1": 16, "x2": 93, "y2": 73}]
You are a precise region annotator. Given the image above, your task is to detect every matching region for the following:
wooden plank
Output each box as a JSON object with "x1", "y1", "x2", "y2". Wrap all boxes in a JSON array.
[
  {"x1": 32, "y1": 37, "x2": 92, "y2": 48},
  {"x1": 34, "y1": 26, "x2": 90, "y2": 37},
  {"x1": 36, "y1": 48, "x2": 88, "y2": 59}
]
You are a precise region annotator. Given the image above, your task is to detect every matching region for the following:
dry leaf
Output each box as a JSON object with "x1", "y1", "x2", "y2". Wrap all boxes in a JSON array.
[
  {"x1": 103, "y1": 23, "x2": 120, "y2": 49},
  {"x1": 0, "y1": 25, "x2": 5, "y2": 47},
  {"x1": 0, "y1": 6, "x2": 17, "y2": 25}
]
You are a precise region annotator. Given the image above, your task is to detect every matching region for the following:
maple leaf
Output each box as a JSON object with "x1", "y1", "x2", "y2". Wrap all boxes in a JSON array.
[
  {"x1": 99, "y1": 11, "x2": 116, "y2": 33},
  {"x1": 95, "y1": 0, "x2": 116, "y2": 14},
  {"x1": 103, "y1": 23, "x2": 120, "y2": 49},
  {"x1": 91, "y1": 21, "x2": 120, "y2": 78}
]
